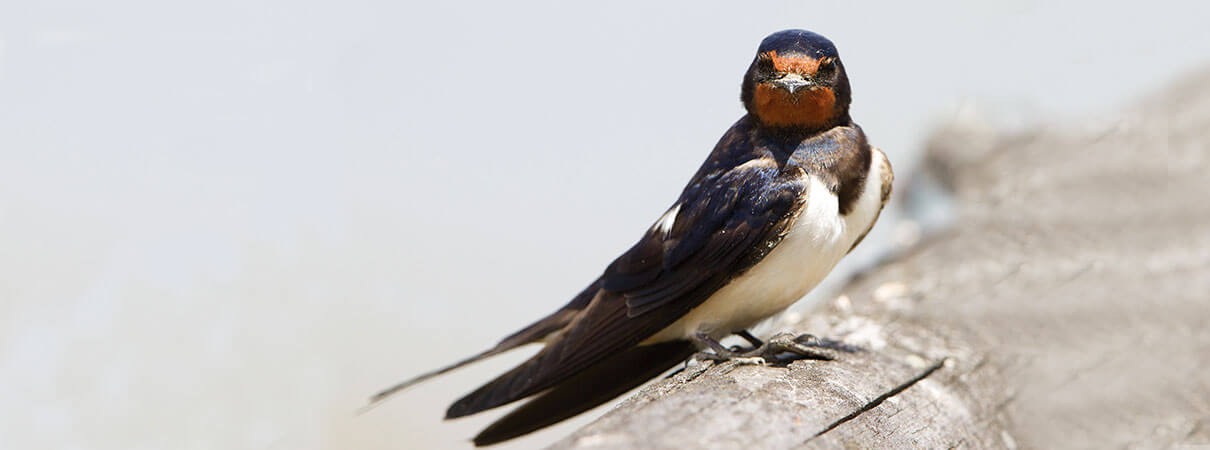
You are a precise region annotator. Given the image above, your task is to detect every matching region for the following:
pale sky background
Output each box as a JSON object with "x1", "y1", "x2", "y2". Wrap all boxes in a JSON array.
[{"x1": 1, "y1": 1, "x2": 1207, "y2": 449}]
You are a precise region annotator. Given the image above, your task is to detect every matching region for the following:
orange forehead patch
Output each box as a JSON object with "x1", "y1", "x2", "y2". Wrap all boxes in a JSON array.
[{"x1": 763, "y1": 51, "x2": 827, "y2": 74}]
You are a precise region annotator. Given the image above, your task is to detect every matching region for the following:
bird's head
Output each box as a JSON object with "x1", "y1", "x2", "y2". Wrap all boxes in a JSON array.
[{"x1": 741, "y1": 29, "x2": 851, "y2": 131}]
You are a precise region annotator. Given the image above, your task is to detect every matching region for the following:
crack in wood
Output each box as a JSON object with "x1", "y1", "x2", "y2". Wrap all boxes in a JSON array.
[{"x1": 807, "y1": 358, "x2": 948, "y2": 441}]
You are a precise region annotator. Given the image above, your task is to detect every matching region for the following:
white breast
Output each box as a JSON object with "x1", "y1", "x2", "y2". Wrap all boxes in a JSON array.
[{"x1": 644, "y1": 148, "x2": 890, "y2": 343}]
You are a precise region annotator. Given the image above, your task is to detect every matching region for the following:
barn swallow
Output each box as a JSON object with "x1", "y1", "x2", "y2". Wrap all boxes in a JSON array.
[{"x1": 370, "y1": 29, "x2": 893, "y2": 446}]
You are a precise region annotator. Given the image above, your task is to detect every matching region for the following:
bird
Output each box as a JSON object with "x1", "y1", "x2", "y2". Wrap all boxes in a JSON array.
[{"x1": 370, "y1": 29, "x2": 893, "y2": 446}]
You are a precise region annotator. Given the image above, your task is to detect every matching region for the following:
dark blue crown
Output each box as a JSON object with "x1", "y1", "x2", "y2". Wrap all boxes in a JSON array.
[{"x1": 757, "y1": 29, "x2": 838, "y2": 58}]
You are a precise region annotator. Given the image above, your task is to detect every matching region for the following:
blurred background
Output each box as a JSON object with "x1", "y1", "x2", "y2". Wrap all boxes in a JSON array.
[{"x1": 1, "y1": 1, "x2": 1207, "y2": 449}]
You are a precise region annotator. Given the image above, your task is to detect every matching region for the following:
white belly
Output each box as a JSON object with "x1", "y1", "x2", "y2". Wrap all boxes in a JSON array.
[{"x1": 644, "y1": 149, "x2": 889, "y2": 343}]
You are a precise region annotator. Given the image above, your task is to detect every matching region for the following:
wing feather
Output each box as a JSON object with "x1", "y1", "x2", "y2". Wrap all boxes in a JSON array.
[{"x1": 446, "y1": 146, "x2": 806, "y2": 417}]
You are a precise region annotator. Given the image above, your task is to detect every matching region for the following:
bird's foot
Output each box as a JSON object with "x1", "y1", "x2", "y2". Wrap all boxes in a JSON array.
[
  {"x1": 692, "y1": 331, "x2": 859, "y2": 365},
  {"x1": 692, "y1": 350, "x2": 765, "y2": 365},
  {"x1": 756, "y1": 332, "x2": 839, "y2": 362}
]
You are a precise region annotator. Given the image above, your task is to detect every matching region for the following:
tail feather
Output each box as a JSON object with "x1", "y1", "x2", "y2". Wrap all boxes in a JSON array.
[
  {"x1": 470, "y1": 340, "x2": 694, "y2": 446},
  {"x1": 366, "y1": 281, "x2": 601, "y2": 409},
  {"x1": 366, "y1": 346, "x2": 507, "y2": 407}
]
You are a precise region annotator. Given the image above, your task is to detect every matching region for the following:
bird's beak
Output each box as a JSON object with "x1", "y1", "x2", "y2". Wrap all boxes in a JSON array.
[{"x1": 772, "y1": 73, "x2": 813, "y2": 94}]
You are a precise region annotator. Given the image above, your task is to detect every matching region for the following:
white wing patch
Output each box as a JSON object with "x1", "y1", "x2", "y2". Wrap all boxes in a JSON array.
[{"x1": 654, "y1": 204, "x2": 681, "y2": 237}]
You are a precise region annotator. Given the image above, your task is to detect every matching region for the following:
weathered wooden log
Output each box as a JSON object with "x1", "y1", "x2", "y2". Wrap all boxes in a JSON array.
[{"x1": 552, "y1": 68, "x2": 1210, "y2": 449}]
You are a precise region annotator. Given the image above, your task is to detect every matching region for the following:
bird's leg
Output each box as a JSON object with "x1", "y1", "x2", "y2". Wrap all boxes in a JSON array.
[
  {"x1": 732, "y1": 329, "x2": 764, "y2": 350},
  {"x1": 692, "y1": 332, "x2": 736, "y2": 357},
  {"x1": 691, "y1": 332, "x2": 766, "y2": 365}
]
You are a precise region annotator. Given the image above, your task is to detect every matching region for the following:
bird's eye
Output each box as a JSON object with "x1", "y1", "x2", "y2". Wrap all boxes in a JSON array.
[
  {"x1": 756, "y1": 54, "x2": 775, "y2": 72},
  {"x1": 816, "y1": 58, "x2": 836, "y2": 78}
]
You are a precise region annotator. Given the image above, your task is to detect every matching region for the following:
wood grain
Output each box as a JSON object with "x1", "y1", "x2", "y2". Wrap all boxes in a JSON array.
[{"x1": 551, "y1": 68, "x2": 1210, "y2": 449}]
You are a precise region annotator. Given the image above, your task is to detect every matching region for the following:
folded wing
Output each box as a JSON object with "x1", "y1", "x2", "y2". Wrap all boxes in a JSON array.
[{"x1": 447, "y1": 154, "x2": 806, "y2": 419}]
